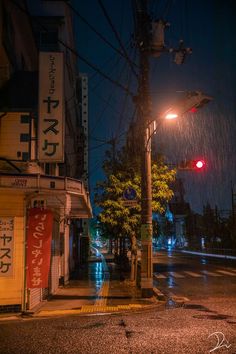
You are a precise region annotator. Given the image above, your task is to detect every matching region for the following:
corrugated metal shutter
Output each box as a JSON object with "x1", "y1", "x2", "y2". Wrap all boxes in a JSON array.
[
  {"x1": 42, "y1": 287, "x2": 49, "y2": 300},
  {"x1": 28, "y1": 288, "x2": 41, "y2": 310}
]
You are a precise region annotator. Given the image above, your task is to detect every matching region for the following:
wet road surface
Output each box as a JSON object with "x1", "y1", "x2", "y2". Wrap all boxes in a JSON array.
[{"x1": 1, "y1": 251, "x2": 236, "y2": 353}]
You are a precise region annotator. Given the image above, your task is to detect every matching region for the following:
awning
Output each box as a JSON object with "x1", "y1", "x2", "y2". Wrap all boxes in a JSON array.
[{"x1": 0, "y1": 173, "x2": 93, "y2": 218}]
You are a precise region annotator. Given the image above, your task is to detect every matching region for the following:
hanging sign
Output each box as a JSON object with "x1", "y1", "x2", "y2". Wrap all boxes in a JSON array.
[
  {"x1": 27, "y1": 208, "x2": 53, "y2": 288},
  {"x1": 38, "y1": 52, "x2": 64, "y2": 162}
]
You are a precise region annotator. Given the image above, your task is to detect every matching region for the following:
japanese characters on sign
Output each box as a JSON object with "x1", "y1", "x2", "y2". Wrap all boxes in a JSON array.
[
  {"x1": 38, "y1": 52, "x2": 64, "y2": 162},
  {"x1": 0, "y1": 218, "x2": 14, "y2": 277},
  {"x1": 27, "y1": 208, "x2": 53, "y2": 288}
]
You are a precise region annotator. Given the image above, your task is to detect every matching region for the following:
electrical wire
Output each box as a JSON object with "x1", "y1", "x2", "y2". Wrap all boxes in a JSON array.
[
  {"x1": 63, "y1": 0, "x2": 138, "y2": 69},
  {"x1": 98, "y1": 0, "x2": 139, "y2": 80},
  {"x1": 163, "y1": 0, "x2": 174, "y2": 19},
  {"x1": 12, "y1": 0, "x2": 138, "y2": 144},
  {"x1": 89, "y1": 53, "x2": 130, "y2": 135},
  {"x1": 10, "y1": 0, "x2": 134, "y2": 97}
]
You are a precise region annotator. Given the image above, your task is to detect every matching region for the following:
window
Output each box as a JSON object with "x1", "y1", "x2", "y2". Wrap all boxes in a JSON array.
[
  {"x1": 22, "y1": 152, "x2": 29, "y2": 161},
  {"x1": 38, "y1": 30, "x2": 59, "y2": 51},
  {"x1": 20, "y1": 133, "x2": 30, "y2": 142},
  {"x1": 20, "y1": 133, "x2": 29, "y2": 142},
  {"x1": 21, "y1": 115, "x2": 30, "y2": 124}
]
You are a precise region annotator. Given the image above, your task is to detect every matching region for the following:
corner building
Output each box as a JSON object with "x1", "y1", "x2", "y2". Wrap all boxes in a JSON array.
[{"x1": 0, "y1": 0, "x2": 92, "y2": 312}]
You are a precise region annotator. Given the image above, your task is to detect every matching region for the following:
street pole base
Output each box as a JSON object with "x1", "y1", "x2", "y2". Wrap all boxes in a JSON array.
[{"x1": 141, "y1": 288, "x2": 153, "y2": 298}]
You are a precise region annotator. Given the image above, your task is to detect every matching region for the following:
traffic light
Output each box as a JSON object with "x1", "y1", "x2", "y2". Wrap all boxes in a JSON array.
[
  {"x1": 195, "y1": 159, "x2": 205, "y2": 169},
  {"x1": 178, "y1": 159, "x2": 206, "y2": 170}
]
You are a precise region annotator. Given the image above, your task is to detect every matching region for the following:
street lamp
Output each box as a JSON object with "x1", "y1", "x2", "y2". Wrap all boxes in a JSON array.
[
  {"x1": 140, "y1": 92, "x2": 212, "y2": 298},
  {"x1": 165, "y1": 113, "x2": 178, "y2": 120},
  {"x1": 163, "y1": 91, "x2": 212, "y2": 119}
]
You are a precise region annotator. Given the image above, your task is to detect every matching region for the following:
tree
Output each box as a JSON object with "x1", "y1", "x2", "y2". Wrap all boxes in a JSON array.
[{"x1": 95, "y1": 145, "x2": 176, "y2": 279}]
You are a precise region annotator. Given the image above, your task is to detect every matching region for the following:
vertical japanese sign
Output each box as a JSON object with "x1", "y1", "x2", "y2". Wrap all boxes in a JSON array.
[
  {"x1": 0, "y1": 218, "x2": 14, "y2": 277},
  {"x1": 38, "y1": 52, "x2": 64, "y2": 162},
  {"x1": 27, "y1": 208, "x2": 53, "y2": 288}
]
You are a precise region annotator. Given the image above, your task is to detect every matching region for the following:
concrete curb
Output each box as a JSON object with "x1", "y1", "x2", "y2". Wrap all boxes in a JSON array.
[
  {"x1": 153, "y1": 287, "x2": 166, "y2": 301},
  {"x1": 0, "y1": 297, "x2": 166, "y2": 321},
  {"x1": 179, "y1": 250, "x2": 236, "y2": 260},
  {"x1": 34, "y1": 301, "x2": 165, "y2": 318}
]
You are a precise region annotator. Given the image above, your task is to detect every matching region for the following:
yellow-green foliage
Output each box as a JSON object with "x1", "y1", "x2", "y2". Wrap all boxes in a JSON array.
[{"x1": 95, "y1": 154, "x2": 176, "y2": 239}]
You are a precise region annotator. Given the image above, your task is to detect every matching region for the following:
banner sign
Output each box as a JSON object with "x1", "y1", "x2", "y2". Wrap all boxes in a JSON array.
[
  {"x1": 0, "y1": 218, "x2": 14, "y2": 277},
  {"x1": 27, "y1": 208, "x2": 53, "y2": 288},
  {"x1": 38, "y1": 52, "x2": 64, "y2": 162}
]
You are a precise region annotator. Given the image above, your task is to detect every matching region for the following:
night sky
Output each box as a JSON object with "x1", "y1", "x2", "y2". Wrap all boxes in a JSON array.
[{"x1": 72, "y1": 0, "x2": 236, "y2": 215}]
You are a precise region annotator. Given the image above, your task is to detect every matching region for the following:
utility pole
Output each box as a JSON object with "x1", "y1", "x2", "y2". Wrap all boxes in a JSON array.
[
  {"x1": 133, "y1": 0, "x2": 153, "y2": 297},
  {"x1": 133, "y1": 0, "x2": 194, "y2": 297}
]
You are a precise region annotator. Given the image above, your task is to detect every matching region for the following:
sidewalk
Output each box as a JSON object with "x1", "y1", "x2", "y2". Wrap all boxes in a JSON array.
[
  {"x1": 34, "y1": 257, "x2": 162, "y2": 317},
  {"x1": 0, "y1": 255, "x2": 163, "y2": 321}
]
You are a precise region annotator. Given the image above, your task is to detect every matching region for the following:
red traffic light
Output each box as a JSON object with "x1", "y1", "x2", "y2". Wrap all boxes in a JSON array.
[
  {"x1": 178, "y1": 159, "x2": 206, "y2": 170},
  {"x1": 195, "y1": 160, "x2": 205, "y2": 169}
]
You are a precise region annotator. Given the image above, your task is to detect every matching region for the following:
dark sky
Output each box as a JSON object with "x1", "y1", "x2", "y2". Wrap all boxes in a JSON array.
[{"x1": 73, "y1": 0, "x2": 236, "y2": 215}]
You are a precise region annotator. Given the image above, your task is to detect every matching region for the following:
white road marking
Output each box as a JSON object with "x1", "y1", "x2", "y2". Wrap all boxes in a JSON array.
[
  {"x1": 226, "y1": 268, "x2": 236, "y2": 273},
  {"x1": 171, "y1": 295, "x2": 190, "y2": 302},
  {"x1": 216, "y1": 269, "x2": 236, "y2": 276},
  {"x1": 169, "y1": 272, "x2": 185, "y2": 278},
  {"x1": 201, "y1": 270, "x2": 222, "y2": 277},
  {"x1": 183, "y1": 271, "x2": 203, "y2": 277},
  {"x1": 154, "y1": 273, "x2": 166, "y2": 279},
  {"x1": 154, "y1": 268, "x2": 236, "y2": 279}
]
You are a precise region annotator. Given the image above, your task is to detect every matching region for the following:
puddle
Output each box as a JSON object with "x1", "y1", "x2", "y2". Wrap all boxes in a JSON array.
[
  {"x1": 82, "y1": 322, "x2": 105, "y2": 329},
  {"x1": 118, "y1": 319, "x2": 126, "y2": 327},
  {"x1": 125, "y1": 330, "x2": 133, "y2": 338},
  {"x1": 183, "y1": 304, "x2": 215, "y2": 312},
  {"x1": 193, "y1": 314, "x2": 232, "y2": 320},
  {"x1": 165, "y1": 298, "x2": 182, "y2": 309}
]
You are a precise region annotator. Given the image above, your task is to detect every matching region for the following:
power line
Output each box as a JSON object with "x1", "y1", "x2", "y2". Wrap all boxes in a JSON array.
[
  {"x1": 98, "y1": 0, "x2": 139, "y2": 80},
  {"x1": 64, "y1": 0, "x2": 138, "y2": 70},
  {"x1": 89, "y1": 54, "x2": 130, "y2": 135},
  {"x1": 10, "y1": 0, "x2": 134, "y2": 97},
  {"x1": 163, "y1": 0, "x2": 174, "y2": 18},
  {"x1": 114, "y1": 47, "x2": 137, "y2": 139},
  {"x1": 89, "y1": 141, "x2": 110, "y2": 152}
]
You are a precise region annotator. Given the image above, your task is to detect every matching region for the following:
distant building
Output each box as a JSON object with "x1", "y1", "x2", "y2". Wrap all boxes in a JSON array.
[
  {"x1": 169, "y1": 178, "x2": 190, "y2": 247},
  {"x1": 0, "y1": 0, "x2": 92, "y2": 313},
  {"x1": 76, "y1": 73, "x2": 90, "y2": 264},
  {"x1": 77, "y1": 74, "x2": 89, "y2": 188}
]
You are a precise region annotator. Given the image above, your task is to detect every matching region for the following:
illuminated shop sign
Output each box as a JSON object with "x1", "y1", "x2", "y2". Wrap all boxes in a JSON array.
[
  {"x1": 0, "y1": 218, "x2": 14, "y2": 277},
  {"x1": 38, "y1": 52, "x2": 64, "y2": 162}
]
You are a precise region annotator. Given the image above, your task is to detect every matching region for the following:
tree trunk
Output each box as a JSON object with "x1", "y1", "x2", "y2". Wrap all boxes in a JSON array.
[
  {"x1": 109, "y1": 237, "x2": 113, "y2": 254},
  {"x1": 130, "y1": 232, "x2": 138, "y2": 283}
]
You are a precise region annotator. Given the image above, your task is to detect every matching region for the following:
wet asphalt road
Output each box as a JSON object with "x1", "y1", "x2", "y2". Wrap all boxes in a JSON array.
[
  {"x1": 1, "y1": 252, "x2": 236, "y2": 354},
  {"x1": 153, "y1": 251, "x2": 236, "y2": 301}
]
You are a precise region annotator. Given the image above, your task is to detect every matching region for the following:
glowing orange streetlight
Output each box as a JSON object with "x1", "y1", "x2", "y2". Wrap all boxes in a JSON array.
[{"x1": 165, "y1": 112, "x2": 178, "y2": 120}]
